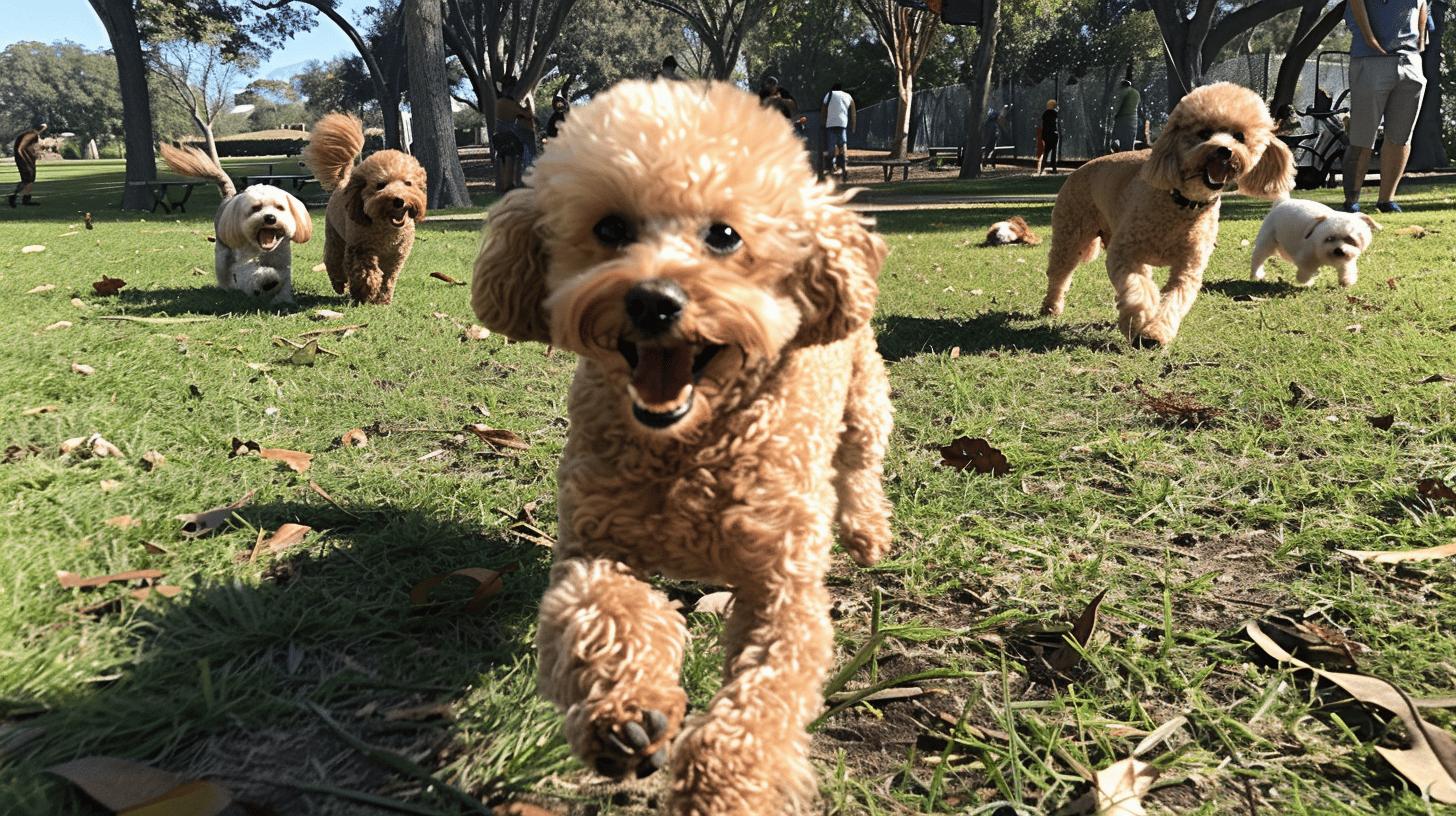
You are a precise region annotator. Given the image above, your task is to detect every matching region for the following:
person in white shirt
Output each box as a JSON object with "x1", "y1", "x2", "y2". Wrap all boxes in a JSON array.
[{"x1": 822, "y1": 83, "x2": 856, "y2": 183}]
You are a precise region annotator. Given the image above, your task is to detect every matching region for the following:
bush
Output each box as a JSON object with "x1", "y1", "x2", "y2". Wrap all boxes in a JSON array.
[{"x1": 213, "y1": 137, "x2": 308, "y2": 157}]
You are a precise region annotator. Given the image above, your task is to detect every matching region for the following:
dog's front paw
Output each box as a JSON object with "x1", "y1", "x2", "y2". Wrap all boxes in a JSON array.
[
  {"x1": 1251, "y1": 265, "x2": 1266, "y2": 281},
  {"x1": 1039, "y1": 297, "x2": 1064, "y2": 317},
  {"x1": 1127, "y1": 318, "x2": 1173, "y2": 349},
  {"x1": 565, "y1": 691, "x2": 684, "y2": 780}
]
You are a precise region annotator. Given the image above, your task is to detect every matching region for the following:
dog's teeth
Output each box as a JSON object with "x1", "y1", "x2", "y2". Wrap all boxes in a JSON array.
[{"x1": 627, "y1": 383, "x2": 693, "y2": 411}]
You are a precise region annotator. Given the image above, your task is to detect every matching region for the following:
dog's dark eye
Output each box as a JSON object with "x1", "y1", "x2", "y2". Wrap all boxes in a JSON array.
[
  {"x1": 592, "y1": 215, "x2": 634, "y2": 248},
  {"x1": 1198, "y1": 128, "x2": 1213, "y2": 140},
  {"x1": 404, "y1": 180, "x2": 412, "y2": 186},
  {"x1": 1234, "y1": 131, "x2": 1245, "y2": 143},
  {"x1": 703, "y1": 223, "x2": 742, "y2": 254},
  {"x1": 375, "y1": 181, "x2": 386, "y2": 190}
]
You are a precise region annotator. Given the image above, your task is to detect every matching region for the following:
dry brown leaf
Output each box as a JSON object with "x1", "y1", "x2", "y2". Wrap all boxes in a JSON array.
[
  {"x1": 1420, "y1": 374, "x2": 1456, "y2": 384},
  {"x1": 46, "y1": 756, "x2": 232, "y2": 815},
  {"x1": 949, "y1": 346, "x2": 961, "y2": 359},
  {"x1": 496, "y1": 803, "x2": 561, "y2": 816},
  {"x1": 4, "y1": 444, "x2": 42, "y2": 463},
  {"x1": 45, "y1": 320, "x2": 73, "y2": 331},
  {"x1": 288, "y1": 339, "x2": 320, "y2": 366},
  {"x1": 141, "y1": 450, "x2": 166, "y2": 471},
  {"x1": 23, "y1": 405, "x2": 58, "y2": 416},
  {"x1": 92, "y1": 276, "x2": 127, "y2": 296},
  {"x1": 249, "y1": 523, "x2": 312, "y2": 560},
  {"x1": 1417, "y1": 477, "x2": 1456, "y2": 503},
  {"x1": 409, "y1": 567, "x2": 504, "y2": 613},
  {"x1": 56, "y1": 568, "x2": 164, "y2": 589},
  {"x1": 60, "y1": 433, "x2": 122, "y2": 459},
  {"x1": 312, "y1": 262, "x2": 327, "y2": 272},
  {"x1": 1338, "y1": 541, "x2": 1456, "y2": 564},
  {"x1": 21, "y1": 244, "x2": 46, "y2": 254},
  {"x1": 177, "y1": 490, "x2": 255, "y2": 538},
  {"x1": 381, "y1": 701, "x2": 456, "y2": 722},
  {"x1": 99, "y1": 479, "x2": 121, "y2": 492},
  {"x1": 1136, "y1": 382, "x2": 1222, "y2": 427},
  {"x1": 72, "y1": 363, "x2": 96, "y2": 376},
  {"x1": 1368, "y1": 414, "x2": 1395, "y2": 431},
  {"x1": 465, "y1": 424, "x2": 530, "y2": 451},
  {"x1": 84, "y1": 212, "x2": 93, "y2": 229},
  {"x1": 430, "y1": 271, "x2": 465, "y2": 285},
  {"x1": 260, "y1": 447, "x2": 313, "y2": 473},
  {"x1": 431, "y1": 311, "x2": 451, "y2": 320},
  {"x1": 104, "y1": 515, "x2": 138, "y2": 529},
  {"x1": 694, "y1": 591, "x2": 735, "y2": 615},
  {"x1": 1247, "y1": 621, "x2": 1456, "y2": 803},
  {"x1": 1048, "y1": 588, "x2": 1109, "y2": 672},
  {"x1": 938, "y1": 436, "x2": 1010, "y2": 475},
  {"x1": 312, "y1": 309, "x2": 345, "y2": 320},
  {"x1": 130, "y1": 585, "x2": 183, "y2": 602},
  {"x1": 1093, "y1": 757, "x2": 1157, "y2": 815},
  {"x1": 340, "y1": 428, "x2": 369, "y2": 448},
  {"x1": 1396, "y1": 225, "x2": 1427, "y2": 238},
  {"x1": 27, "y1": 283, "x2": 55, "y2": 294},
  {"x1": 1386, "y1": 277, "x2": 1400, "y2": 290},
  {"x1": 70, "y1": 297, "x2": 87, "y2": 308},
  {"x1": 462, "y1": 325, "x2": 491, "y2": 341}
]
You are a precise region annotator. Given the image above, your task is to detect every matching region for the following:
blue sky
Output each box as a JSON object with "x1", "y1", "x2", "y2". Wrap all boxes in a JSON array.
[{"x1": 3, "y1": 1, "x2": 375, "y2": 82}]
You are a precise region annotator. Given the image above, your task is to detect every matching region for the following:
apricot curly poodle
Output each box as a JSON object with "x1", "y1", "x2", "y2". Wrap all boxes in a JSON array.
[
  {"x1": 471, "y1": 80, "x2": 893, "y2": 815},
  {"x1": 1040, "y1": 82, "x2": 1294, "y2": 346},
  {"x1": 303, "y1": 113, "x2": 426, "y2": 304}
]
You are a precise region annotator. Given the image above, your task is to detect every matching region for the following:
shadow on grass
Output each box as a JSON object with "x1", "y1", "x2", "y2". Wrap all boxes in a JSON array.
[
  {"x1": 1201, "y1": 278, "x2": 1302, "y2": 300},
  {"x1": 13, "y1": 499, "x2": 561, "y2": 813},
  {"x1": 419, "y1": 219, "x2": 489, "y2": 234},
  {"x1": 875, "y1": 311, "x2": 1119, "y2": 361},
  {"x1": 111, "y1": 285, "x2": 342, "y2": 316}
]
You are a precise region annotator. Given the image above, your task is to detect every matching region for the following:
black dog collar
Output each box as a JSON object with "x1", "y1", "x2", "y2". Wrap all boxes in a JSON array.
[{"x1": 1170, "y1": 189, "x2": 1215, "y2": 210}]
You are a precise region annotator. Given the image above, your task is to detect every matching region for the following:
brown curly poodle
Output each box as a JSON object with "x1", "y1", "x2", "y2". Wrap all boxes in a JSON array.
[
  {"x1": 303, "y1": 113, "x2": 427, "y2": 304},
  {"x1": 1040, "y1": 82, "x2": 1294, "y2": 346},
  {"x1": 471, "y1": 80, "x2": 893, "y2": 815}
]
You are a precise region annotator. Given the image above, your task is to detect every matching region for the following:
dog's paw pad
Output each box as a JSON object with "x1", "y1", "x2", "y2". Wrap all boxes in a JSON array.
[
  {"x1": 1131, "y1": 334, "x2": 1164, "y2": 349},
  {"x1": 590, "y1": 707, "x2": 672, "y2": 780}
]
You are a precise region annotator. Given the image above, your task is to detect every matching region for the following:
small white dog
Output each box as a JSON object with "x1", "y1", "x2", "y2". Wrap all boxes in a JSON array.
[
  {"x1": 160, "y1": 143, "x2": 312, "y2": 301},
  {"x1": 1251, "y1": 197, "x2": 1379, "y2": 288}
]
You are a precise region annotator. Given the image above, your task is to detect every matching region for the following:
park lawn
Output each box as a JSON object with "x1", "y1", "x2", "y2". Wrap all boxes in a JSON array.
[{"x1": 1, "y1": 160, "x2": 1454, "y2": 815}]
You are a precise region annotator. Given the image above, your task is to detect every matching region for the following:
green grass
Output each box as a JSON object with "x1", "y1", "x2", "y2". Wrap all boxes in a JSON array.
[{"x1": 1, "y1": 160, "x2": 1454, "y2": 814}]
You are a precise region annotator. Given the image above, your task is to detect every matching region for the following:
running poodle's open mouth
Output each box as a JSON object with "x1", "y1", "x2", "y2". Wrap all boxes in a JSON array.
[
  {"x1": 1202, "y1": 148, "x2": 1239, "y2": 190},
  {"x1": 618, "y1": 339, "x2": 724, "y2": 428},
  {"x1": 256, "y1": 227, "x2": 285, "y2": 251},
  {"x1": 389, "y1": 206, "x2": 417, "y2": 228}
]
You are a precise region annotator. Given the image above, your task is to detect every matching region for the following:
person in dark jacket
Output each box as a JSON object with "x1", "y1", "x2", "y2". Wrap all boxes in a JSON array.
[
  {"x1": 1036, "y1": 99, "x2": 1059, "y2": 174},
  {"x1": 9, "y1": 122, "x2": 47, "y2": 207},
  {"x1": 545, "y1": 96, "x2": 569, "y2": 140}
]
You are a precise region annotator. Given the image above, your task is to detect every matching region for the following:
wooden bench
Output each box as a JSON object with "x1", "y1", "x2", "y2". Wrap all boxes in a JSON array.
[
  {"x1": 126, "y1": 181, "x2": 198, "y2": 214},
  {"x1": 983, "y1": 145, "x2": 1015, "y2": 167},
  {"x1": 241, "y1": 174, "x2": 318, "y2": 193},
  {"x1": 848, "y1": 156, "x2": 928, "y2": 182},
  {"x1": 928, "y1": 146, "x2": 962, "y2": 163}
]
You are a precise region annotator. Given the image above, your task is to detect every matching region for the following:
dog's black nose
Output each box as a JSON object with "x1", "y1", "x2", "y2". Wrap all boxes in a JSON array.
[
  {"x1": 263, "y1": 213, "x2": 276, "y2": 225},
  {"x1": 392, "y1": 197, "x2": 405, "y2": 208},
  {"x1": 1214, "y1": 146, "x2": 1232, "y2": 160},
  {"x1": 1332, "y1": 247, "x2": 1345, "y2": 257},
  {"x1": 625, "y1": 279, "x2": 686, "y2": 337}
]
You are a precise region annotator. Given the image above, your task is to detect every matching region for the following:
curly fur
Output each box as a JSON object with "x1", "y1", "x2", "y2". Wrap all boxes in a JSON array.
[
  {"x1": 303, "y1": 113, "x2": 427, "y2": 304},
  {"x1": 160, "y1": 142, "x2": 311, "y2": 301},
  {"x1": 1251, "y1": 197, "x2": 1380, "y2": 288},
  {"x1": 982, "y1": 216, "x2": 1041, "y2": 246},
  {"x1": 1040, "y1": 82, "x2": 1294, "y2": 346},
  {"x1": 471, "y1": 79, "x2": 893, "y2": 815}
]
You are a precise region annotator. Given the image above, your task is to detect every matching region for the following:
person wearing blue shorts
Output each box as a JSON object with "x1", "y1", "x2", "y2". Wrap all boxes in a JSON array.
[
  {"x1": 1342, "y1": 0, "x2": 1431, "y2": 213},
  {"x1": 822, "y1": 83, "x2": 855, "y2": 183}
]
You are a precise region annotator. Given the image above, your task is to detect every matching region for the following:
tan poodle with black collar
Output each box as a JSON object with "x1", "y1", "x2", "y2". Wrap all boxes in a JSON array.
[
  {"x1": 1040, "y1": 82, "x2": 1294, "y2": 346},
  {"x1": 471, "y1": 80, "x2": 893, "y2": 815}
]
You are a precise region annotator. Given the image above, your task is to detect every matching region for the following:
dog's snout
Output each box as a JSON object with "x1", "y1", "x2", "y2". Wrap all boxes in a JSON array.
[
  {"x1": 260, "y1": 278, "x2": 279, "y2": 291},
  {"x1": 1214, "y1": 146, "x2": 1232, "y2": 160},
  {"x1": 263, "y1": 213, "x2": 277, "y2": 225},
  {"x1": 625, "y1": 279, "x2": 687, "y2": 337},
  {"x1": 1332, "y1": 247, "x2": 1345, "y2": 258},
  {"x1": 392, "y1": 197, "x2": 405, "y2": 209}
]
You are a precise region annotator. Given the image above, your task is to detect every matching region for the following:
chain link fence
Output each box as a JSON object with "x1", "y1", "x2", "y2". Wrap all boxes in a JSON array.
[{"x1": 849, "y1": 52, "x2": 1351, "y2": 161}]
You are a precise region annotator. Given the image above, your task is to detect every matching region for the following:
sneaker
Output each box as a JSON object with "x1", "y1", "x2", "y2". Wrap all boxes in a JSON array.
[
  {"x1": 20, "y1": 196, "x2": 39, "y2": 206},
  {"x1": 5, "y1": 195, "x2": 14, "y2": 208},
  {"x1": 1341, "y1": 201, "x2": 1361, "y2": 213},
  {"x1": 1376, "y1": 201, "x2": 1403, "y2": 213}
]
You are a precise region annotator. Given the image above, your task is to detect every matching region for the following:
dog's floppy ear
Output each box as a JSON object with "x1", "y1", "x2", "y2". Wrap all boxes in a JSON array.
[
  {"x1": 343, "y1": 175, "x2": 371, "y2": 226},
  {"x1": 1238, "y1": 136, "x2": 1294, "y2": 199},
  {"x1": 215, "y1": 194, "x2": 250, "y2": 249},
  {"x1": 1302, "y1": 215, "x2": 1328, "y2": 241},
  {"x1": 472, "y1": 188, "x2": 552, "y2": 343},
  {"x1": 1357, "y1": 212, "x2": 1382, "y2": 232},
  {"x1": 1140, "y1": 121, "x2": 1184, "y2": 191},
  {"x1": 793, "y1": 203, "x2": 886, "y2": 346},
  {"x1": 285, "y1": 193, "x2": 313, "y2": 244}
]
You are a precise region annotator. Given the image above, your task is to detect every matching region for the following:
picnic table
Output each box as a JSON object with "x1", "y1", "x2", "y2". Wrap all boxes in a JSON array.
[
  {"x1": 848, "y1": 156, "x2": 929, "y2": 182},
  {"x1": 126, "y1": 180, "x2": 198, "y2": 214},
  {"x1": 241, "y1": 174, "x2": 317, "y2": 192}
]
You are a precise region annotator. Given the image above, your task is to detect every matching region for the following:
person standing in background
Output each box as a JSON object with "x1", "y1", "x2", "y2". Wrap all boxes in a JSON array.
[
  {"x1": 1036, "y1": 99, "x2": 1059, "y2": 174},
  {"x1": 9, "y1": 122, "x2": 47, "y2": 207},
  {"x1": 822, "y1": 82, "x2": 856, "y2": 183},
  {"x1": 1111, "y1": 80, "x2": 1141, "y2": 152},
  {"x1": 1341, "y1": 0, "x2": 1430, "y2": 213}
]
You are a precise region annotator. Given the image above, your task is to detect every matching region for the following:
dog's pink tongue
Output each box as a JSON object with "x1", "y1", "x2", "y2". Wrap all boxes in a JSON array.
[
  {"x1": 1205, "y1": 152, "x2": 1233, "y2": 185},
  {"x1": 631, "y1": 345, "x2": 694, "y2": 406}
]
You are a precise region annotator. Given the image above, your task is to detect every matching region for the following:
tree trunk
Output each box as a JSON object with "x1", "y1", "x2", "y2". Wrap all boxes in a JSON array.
[
  {"x1": 891, "y1": 77, "x2": 913, "y2": 159},
  {"x1": 89, "y1": 0, "x2": 157, "y2": 210},
  {"x1": 404, "y1": 0, "x2": 471, "y2": 209},
  {"x1": 1408, "y1": 0, "x2": 1448, "y2": 170},
  {"x1": 192, "y1": 114, "x2": 222, "y2": 166},
  {"x1": 1270, "y1": 1, "x2": 1346, "y2": 114},
  {"x1": 959, "y1": 0, "x2": 1001, "y2": 179}
]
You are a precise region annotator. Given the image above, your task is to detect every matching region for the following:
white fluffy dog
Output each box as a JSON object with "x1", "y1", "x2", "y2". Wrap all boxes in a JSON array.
[
  {"x1": 160, "y1": 144, "x2": 313, "y2": 301},
  {"x1": 1251, "y1": 197, "x2": 1379, "y2": 288}
]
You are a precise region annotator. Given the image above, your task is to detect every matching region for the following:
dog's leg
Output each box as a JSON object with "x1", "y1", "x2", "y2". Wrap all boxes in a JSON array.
[
  {"x1": 1151, "y1": 259, "x2": 1209, "y2": 342},
  {"x1": 345, "y1": 246, "x2": 385, "y2": 304},
  {"x1": 1107, "y1": 251, "x2": 1164, "y2": 346},
  {"x1": 1337, "y1": 263, "x2": 1358, "y2": 288},
  {"x1": 537, "y1": 557, "x2": 687, "y2": 780},
  {"x1": 1250, "y1": 228, "x2": 1277, "y2": 281},
  {"x1": 1041, "y1": 226, "x2": 1101, "y2": 317},
  {"x1": 671, "y1": 578, "x2": 833, "y2": 816},
  {"x1": 834, "y1": 334, "x2": 892, "y2": 567},
  {"x1": 1296, "y1": 265, "x2": 1322, "y2": 286},
  {"x1": 324, "y1": 226, "x2": 348, "y2": 294}
]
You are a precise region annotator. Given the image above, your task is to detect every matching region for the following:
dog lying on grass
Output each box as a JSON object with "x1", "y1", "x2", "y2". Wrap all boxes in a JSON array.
[
  {"x1": 1251, "y1": 197, "x2": 1380, "y2": 288},
  {"x1": 982, "y1": 216, "x2": 1041, "y2": 246},
  {"x1": 159, "y1": 143, "x2": 312, "y2": 302},
  {"x1": 471, "y1": 79, "x2": 893, "y2": 815}
]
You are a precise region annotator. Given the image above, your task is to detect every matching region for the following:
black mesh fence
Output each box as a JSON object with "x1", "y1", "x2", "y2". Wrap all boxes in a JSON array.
[{"x1": 847, "y1": 52, "x2": 1351, "y2": 161}]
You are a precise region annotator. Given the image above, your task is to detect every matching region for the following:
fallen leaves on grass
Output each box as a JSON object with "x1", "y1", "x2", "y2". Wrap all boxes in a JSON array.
[
  {"x1": 4, "y1": 444, "x2": 42, "y2": 463},
  {"x1": 71, "y1": 363, "x2": 96, "y2": 376},
  {"x1": 104, "y1": 515, "x2": 138, "y2": 529},
  {"x1": 430, "y1": 271, "x2": 466, "y2": 285},
  {"x1": 91, "y1": 276, "x2": 126, "y2": 296},
  {"x1": 1417, "y1": 477, "x2": 1456, "y2": 504},
  {"x1": 381, "y1": 701, "x2": 456, "y2": 722},
  {"x1": 1395, "y1": 225, "x2": 1428, "y2": 238},
  {"x1": 141, "y1": 450, "x2": 166, "y2": 471},
  {"x1": 1386, "y1": 277, "x2": 1400, "y2": 290},
  {"x1": 1287, "y1": 381, "x2": 1328, "y2": 409},
  {"x1": 99, "y1": 479, "x2": 120, "y2": 492},
  {"x1": 26, "y1": 284, "x2": 55, "y2": 294},
  {"x1": 938, "y1": 436, "x2": 1010, "y2": 475},
  {"x1": 57, "y1": 568, "x2": 164, "y2": 590},
  {"x1": 312, "y1": 309, "x2": 344, "y2": 320},
  {"x1": 409, "y1": 568, "x2": 504, "y2": 613},
  {"x1": 1253, "y1": 611, "x2": 1370, "y2": 668},
  {"x1": 340, "y1": 428, "x2": 369, "y2": 448},
  {"x1": 21, "y1": 245, "x2": 45, "y2": 254},
  {"x1": 1368, "y1": 414, "x2": 1395, "y2": 430},
  {"x1": 1047, "y1": 588, "x2": 1109, "y2": 672},
  {"x1": 177, "y1": 490, "x2": 254, "y2": 537},
  {"x1": 462, "y1": 325, "x2": 491, "y2": 341},
  {"x1": 1338, "y1": 541, "x2": 1456, "y2": 564},
  {"x1": 1419, "y1": 373, "x2": 1456, "y2": 384},
  {"x1": 1092, "y1": 757, "x2": 1158, "y2": 815},
  {"x1": 465, "y1": 424, "x2": 530, "y2": 452},
  {"x1": 23, "y1": 405, "x2": 57, "y2": 416},
  {"x1": 312, "y1": 262, "x2": 327, "y2": 272},
  {"x1": 1246, "y1": 621, "x2": 1456, "y2": 803},
  {"x1": 70, "y1": 297, "x2": 86, "y2": 308},
  {"x1": 501, "y1": 502, "x2": 555, "y2": 548},
  {"x1": 129, "y1": 585, "x2": 182, "y2": 602},
  {"x1": 228, "y1": 438, "x2": 314, "y2": 473},
  {"x1": 44, "y1": 320, "x2": 72, "y2": 331},
  {"x1": 1135, "y1": 382, "x2": 1222, "y2": 428},
  {"x1": 249, "y1": 523, "x2": 312, "y2": 561},
  {"x1": 60, "y1": 434, "x2": 123, "y2": 459},
  {"x1": 286, "y1": 339, "x2": 319, "y2": 366},
  {"x1": 694, "y1": 591, "x2": 735, "y2": 615},
  {"x1": 46, "y1": 755, "x2": 235, "y2": 816}
]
